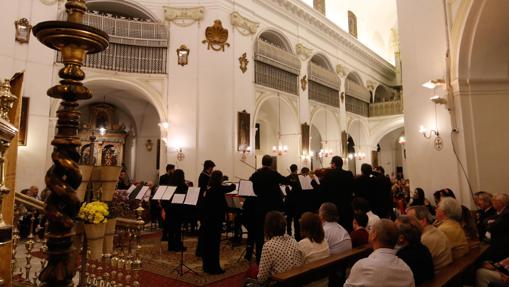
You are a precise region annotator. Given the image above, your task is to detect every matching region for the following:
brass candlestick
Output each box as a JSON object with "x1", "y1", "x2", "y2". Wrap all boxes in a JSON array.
[{"x1": 32, "y1": 0, "x2": 109, "y2": 286}]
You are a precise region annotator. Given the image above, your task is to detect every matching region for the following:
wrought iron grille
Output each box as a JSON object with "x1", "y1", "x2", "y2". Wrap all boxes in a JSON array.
[
  {"x1": 57, "y1": 12, "x2": 168, "y2": 74},
  {"x1": 346, "y1": 95, "x2": 369, "y2": 117},
  {"x1": 369, "y1": 100, "x2": 403, "y2": 117},
  {"x1": 309, "y1": 81, "x2": 339, "y2": 107},
  {"x1": 255, "y1": 61, "x2": 298, "y2": 95}
]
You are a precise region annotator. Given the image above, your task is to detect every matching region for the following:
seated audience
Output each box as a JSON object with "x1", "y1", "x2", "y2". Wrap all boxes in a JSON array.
[
  {"x1": 395, "y1": 215, "x2": 434, "y2": 285},
  {"x1": 484, "y1": 193, "x2": 509, "y2": 262},
  {"x1": 436, "y1": 197, "x2": 469, "y2": 260},
  {"x1": 474, "y1": 191, "x2": 496, "y2": 241},
  {"x1": 350, "y1": 212, "x2": 369, "y2": 247},
  {"x1": 257, "y1": 211, "x2": 303, "y2": 285},
  {"x1": 475, "y1": 257, "x2": 509, "y2": 287},
  {"x1": 406, "y1": 206, "x2": 452, "y2": 272},
  {"x1": 344, "y1": 219, "x2": 415, "y2": 287},
  {"x1": 435, "y1": 188, "x2": 479, "y2": 240},
  {"x1": 352, "y1": 197, "x2": 380, "y2": 231},
  {"x1": 410, "y1": 187, "x2": 435, "y2": 215},
  {"x1": 298, "y1": 212, "x2": 329, "y2": 263},
  {"x1": 318, "y1": 202, "x2": 352, "y2": 254}
]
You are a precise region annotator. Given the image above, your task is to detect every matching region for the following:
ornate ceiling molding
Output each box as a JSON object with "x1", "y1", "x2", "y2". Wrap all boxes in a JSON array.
[
  {"x1": 295, "y1": 43, "x2": 313, "y2": 61},
  {"x1": 257, "y1": 0, "x2": 395, "y2": 80},
  {"x1": 230, "y1": 12, "x2": 259, "y2": 36},
  {"x1": 163, "y1": 6, "x2": 204, "y2": 27}
]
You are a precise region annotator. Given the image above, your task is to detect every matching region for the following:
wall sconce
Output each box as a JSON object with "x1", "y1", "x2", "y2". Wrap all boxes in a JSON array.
[
  {"x1": 145, "y1": 139, "x2": 153, "y2": 152},
  {"x1": 176, "y1": 44, "x2": 190, "y2": 66},
  {"x1": 273, "y1": 144, "x2": 288, "y2": 156},
  {"x1": 398, "y1": 135, "x2": 406, "y2": 145},
  {"x1": 14, "y1": 18, "x2": 32, "y2": 44},
  {"x1": 176, "y1": 148, "x2": 185, "y2": 161},
  {"x1": 422, "y1": 79, "x2": 445, "y2": 90},
  {"x1": 348, "y1": 152, "x2": 366, "y2": 160},
  {"x1": 318, "y1": 149, "x2": 333, "y2": 158},
  {"x1": 419, "y1": 125, "x2": 443, "y2": 151},
  {"x1": 239, "y1": 145, "x2": 251, "y2": 161},
  {"x1": 301, "y1": 150, "x2": 313, "y2": 163}
]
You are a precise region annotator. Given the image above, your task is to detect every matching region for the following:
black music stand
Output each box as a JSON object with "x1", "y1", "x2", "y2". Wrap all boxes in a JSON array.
[{"x1": 172, "y1": 189, "x2": 200, "y2": 277}]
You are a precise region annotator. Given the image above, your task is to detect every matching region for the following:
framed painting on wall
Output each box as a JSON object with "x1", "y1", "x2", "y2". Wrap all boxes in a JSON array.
[{"x1": 19, "y1": 97, "x2": 29, "y2": 146}]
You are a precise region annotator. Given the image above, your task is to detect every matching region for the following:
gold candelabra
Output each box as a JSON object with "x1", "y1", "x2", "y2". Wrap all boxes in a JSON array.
[{"x1": 32, "y1": 0, "x2": 109, "y2": 285}]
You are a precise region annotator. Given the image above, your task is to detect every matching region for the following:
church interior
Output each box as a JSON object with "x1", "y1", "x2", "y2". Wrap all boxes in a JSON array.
[{"x1": 0, "y1": 0, "x2": 508, "y2": 286}]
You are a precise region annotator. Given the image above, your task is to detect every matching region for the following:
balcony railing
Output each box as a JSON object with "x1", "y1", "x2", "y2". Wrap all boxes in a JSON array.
[
  {"x1": 345, "y1": 78, "x2": 371, "y2": 102},
  {"x1": 308, "y1": 62, "x2": 339, "y2": 90},
  {"x1": 346, "y1": 95, "x2": 369, "y2": 117},
  {"x1": 369, "y1": 100, "x2": 403, "y2": 117},
  {"x1": 255, "y1": 39, "x2": 301, "y2": 75},
  {"x1": 309, "y1": 81, "x2": 339, "y2": 107},
  {"x1": 255, "y1": 61, "x2": 299, "y2": 95},
  {"x1": 57, "y1": 12, "x2": 168, "y2": 74}
]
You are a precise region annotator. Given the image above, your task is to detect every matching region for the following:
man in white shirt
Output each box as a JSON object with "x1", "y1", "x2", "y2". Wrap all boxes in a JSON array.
[
  {"x1": 319, "y1": 202, "x2": 352, "y2": 254},
  {"x1": 344, "y1": 219, "x2": 415, "y2": 287},
  {"x1": 407, "y1": 205, "x2": 452, "y2": 272},
  {"x1": 352, "y1": 197, "x2": 380, "y2": 231}
]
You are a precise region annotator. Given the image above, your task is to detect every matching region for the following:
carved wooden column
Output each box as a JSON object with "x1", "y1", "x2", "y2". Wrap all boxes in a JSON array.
[{"x1": 32, "y1": 1, "x2": 109, "y2": 286}]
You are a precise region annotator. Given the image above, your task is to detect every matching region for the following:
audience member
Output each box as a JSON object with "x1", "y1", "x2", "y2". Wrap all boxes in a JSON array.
[
  {"x1": 257, "y1": 211, "x2": 303, "y2": 284},
  {"x1": 318, "y1": 203, "x2": 351, "y2": 255},
  {"x1": 475, "y1": 257, "x2": 509, "y2": 287},
  {"x1": 484, "y1": 193, "x2": 509, "y2": 262},
  {"x1": 436, "y1": 197, "x2": 469, "y2": 260},
  {"x1": 352, "y1": 197, "x2": 380, "y2": 231},
  {"x1": 407, "y1": 206, "x2": 452, "y2": 272},
  {"x1": 474, "y1": 191, "x2": 496, "y2": 241},
  {"x1": 350, "y1": 212, "x2": 369, "y2": 247},
  {"x1": 395, "y1": 215, "x2": 434, "y2": 285},
  {"x1": 298, "y1": 212, "x2": 329, "y2": 263},
  {"x1": 344, "y1": 219, "x2": 415, "y2": 287}
]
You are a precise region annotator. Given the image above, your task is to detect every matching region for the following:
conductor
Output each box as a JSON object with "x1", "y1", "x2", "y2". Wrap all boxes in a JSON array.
[{"x1": 249, "y1": 155, "x2": 290, "y2": 263}]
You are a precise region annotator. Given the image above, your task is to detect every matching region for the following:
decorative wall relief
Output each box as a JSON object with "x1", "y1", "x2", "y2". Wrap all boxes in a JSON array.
[
  {"x1": 14, "y1": 18, "x2": 32, "y2": 44},
  {"x1": 366, "y1": 80, "x2": 376, "y2": 92},
  {"x1": 296, "y1": 43, "x2": 313, "y2": 61},
  {"x1": 237, "y1": 110, "x2": 250, "y2": 151},
  {"x1": 336, "y1": 64, "x2": 348, "y2": 77},
  {"x1": 301, "y1": 75, "x2": 307, "y2": 91},
  {"x1": 239, "y1": 53, "x2": 249, "y2": 73},
  {"x1": 164, "y1": 6, "x2": 204, "y2": 27},
  {"x1": 202, "y1": 20, "x2": 230, "y2": 51},
  {"x1": 230, "y1": 12, "x2": 259, "y2": 36}
]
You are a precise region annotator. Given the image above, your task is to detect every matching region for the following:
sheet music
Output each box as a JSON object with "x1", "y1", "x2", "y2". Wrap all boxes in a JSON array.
[
  {"x1": 126, "y1": 185, "x2": 137, "y2": 195},
  {"x1": 280, "y1": 185, "x2": 287, "y2": 196},
  {"x1": 152, "y1": 186, "x2": 167, "y2": 200},
  {"x1": 238, "y1": 180, "x2": 256, "y2": 197},
  {"x1": 184, "y1": 187, "x2": 200, "y2": 205},
  {"x1": 161, "y1": 186, "x2": 177, "y2": 201},
  {"x1": 299, "y1": 175, "x2": 314, "y2": 190},
  {"x1": 135, "y1": 186, "x2": 150, "y2": 200},
  {"x1": 171, "y1": 193, "x2": 186, "y2": 204}
]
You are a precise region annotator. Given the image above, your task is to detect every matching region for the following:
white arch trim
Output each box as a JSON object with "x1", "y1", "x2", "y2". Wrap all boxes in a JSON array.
[
  {"x1": 346, "y1": 117, "x2": 370, "y2": 147},
  {"x1": 370, "y1": 116, "x2": 405, "y2": 146},
  {"x1": 255, "y1": 27, "x2": 296, "y2": 54},
  {"x1": 253, "y1": 93, "x2": 299, "y2": 130}
]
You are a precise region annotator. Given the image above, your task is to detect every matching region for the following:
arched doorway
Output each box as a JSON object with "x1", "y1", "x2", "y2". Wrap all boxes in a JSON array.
[{"x1": 376, "y1": 127, "x2": 405, "y2": 179}]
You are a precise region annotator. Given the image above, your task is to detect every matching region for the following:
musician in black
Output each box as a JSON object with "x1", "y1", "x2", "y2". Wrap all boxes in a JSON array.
[
  {"x1": 158, "y1": 164, "x2": 175, "y2": 241},
  {"x1": 196, "y1": 160, "x2": 215, "y2": 257},
  {"x1": 249, "y1": 155, "x2": 290, "y2": 263},
  {"x1": 161, "y1": 169, "x2": 187, "y2": 252},
  {"x1": 285, "y1": 164, "x2": 300, "y2": 240},
  {"x1": 200, "y1": 170, "x2": 236, "y2": 274},
  {"x1": 317, "y1": 156, "x2": 354, "y2": 231}
]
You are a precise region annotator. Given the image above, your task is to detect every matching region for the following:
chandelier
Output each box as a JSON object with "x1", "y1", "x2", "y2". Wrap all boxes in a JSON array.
[
  {"x1": 273, "y1": 93, "x2": 288, "y2": 156},
  {"x1": 318, "y1": 148, "x2": 333, "y2": 158},
  {"x1": 348, "y1": 152, "x2": 366, "y2": 160}
]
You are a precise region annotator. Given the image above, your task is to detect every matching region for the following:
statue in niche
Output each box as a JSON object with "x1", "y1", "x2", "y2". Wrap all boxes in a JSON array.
[
  {"x1": 102, "y1": 145, "x2": 118, "y2": 166},
  {"x1": 80, "y1": 144, "x2": 96, "y2": 165}
]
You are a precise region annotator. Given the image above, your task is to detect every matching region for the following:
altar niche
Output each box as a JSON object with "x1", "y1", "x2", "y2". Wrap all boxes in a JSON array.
[{"x1": 79, "y1": 103, "x2": 128, "y2": 167}]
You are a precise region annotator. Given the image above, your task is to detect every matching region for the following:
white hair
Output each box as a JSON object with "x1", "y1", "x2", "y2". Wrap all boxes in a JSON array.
[
  {"x1": 438, "y1": 197, "x2": 462, "y2": 221},
  {"x1": 493, "y1": 193, "x2": 509, "y2": 208}
]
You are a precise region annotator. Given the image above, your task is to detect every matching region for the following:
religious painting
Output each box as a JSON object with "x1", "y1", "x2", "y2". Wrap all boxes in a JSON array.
[
  {"x1": 348, "y1": 11, "x2": 358, "y2": 38},
  {"x1": 301, "y1": 122, "x2": 310, "y2": 154},
  {"x1": 80, "y1": 144, "x2": 97, "y2": 165},
  {"x1": 18, "y1": 97, "x2": 29, "y2": 146},
  {"x1": 237, "y1": 110, "x2": 250, "y2": 151},
  {"x1": 371, "y1": 150, "x2": 378, "y2": 167}
]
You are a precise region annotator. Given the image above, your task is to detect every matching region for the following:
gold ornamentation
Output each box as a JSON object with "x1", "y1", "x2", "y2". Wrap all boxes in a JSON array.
[
  {"x1": 14, "y1": 18, "x2": 32, "y2": 44},
  {"x1": 239, "y1": 53, "x2": 249, "y2": 73},
  {"x1": 366, "y1": 80, "x2": 376, "y2": 91},
  {"x1": 230, "y1": 12, "x2": 259, "y2": 36},
  {"x1": 301, "y1": 75, "x2": 307, "y2": 91},
  {"x1": 164, "y1": 6, "x2": 204, "y2": 27},
  {"x1": 145, "y1": 139, "x2": 153, "y2": 152},
  {"x1": 176, "y1": 44, "x2": 190, "y2": 66},
  {"x1": 296, "y1": 43, "x2": 313, "y2": 61},
  {"x1": 202, "y1": 20, "x2": 230, "y2": 52},
  {"x1": 0, "y1": 80, "x2": 17, "y2": 121}
]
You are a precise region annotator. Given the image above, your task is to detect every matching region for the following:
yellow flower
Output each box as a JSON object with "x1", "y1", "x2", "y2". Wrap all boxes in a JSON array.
[{"x1": 78, "y1": 200, "x2": 109, "y2": 224}]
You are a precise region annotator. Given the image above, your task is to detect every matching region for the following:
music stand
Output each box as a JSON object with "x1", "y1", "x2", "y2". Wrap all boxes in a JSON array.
[{"x1": 172, "y1": 188, "x2": 200, "y2": 277}]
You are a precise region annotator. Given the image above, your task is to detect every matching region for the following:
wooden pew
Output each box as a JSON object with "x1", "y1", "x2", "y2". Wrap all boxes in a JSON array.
[
  {"x1": 270, "y1": 245, "x2": 372, "y2": 287},
  {"x1": 419, "y1": 243, "x2": 489, "y2": 287}
]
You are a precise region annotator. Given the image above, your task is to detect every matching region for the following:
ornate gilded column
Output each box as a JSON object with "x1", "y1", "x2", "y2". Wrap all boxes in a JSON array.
[
  {"x1": 0, "y1": 79, "x2": 19, "y2": 286},
  {"x1": 32, "y1": 1, "x2": 109, "y2": 286}
]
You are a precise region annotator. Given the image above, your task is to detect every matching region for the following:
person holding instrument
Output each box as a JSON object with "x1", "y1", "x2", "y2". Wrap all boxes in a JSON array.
[{"x1": 200, "y1": 170, "x2": 236, "y2": 274}]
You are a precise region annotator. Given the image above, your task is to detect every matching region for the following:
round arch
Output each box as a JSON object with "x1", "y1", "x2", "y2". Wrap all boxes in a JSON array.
[
  {"x1": 346, "y1": 117, "x2": 369, "y2": 147},
  {"x1": 256, "y1": 28, "x2": 295, "y2": 54},
  {"x1": 346, "y1": 71, "x2": 364, "y2": 86},
  {"x1": 370, "y1": 116, "x2": 405, "y2": 146},
  {"x1": 87, "y1": 0, "x2": 160, "y2": 22},
  {"x1": 309, "y1": 53, "x2": 334, "y2": 71},
  {"x1": 253, "y1": 93, "x2": 299, "y2": 129}
]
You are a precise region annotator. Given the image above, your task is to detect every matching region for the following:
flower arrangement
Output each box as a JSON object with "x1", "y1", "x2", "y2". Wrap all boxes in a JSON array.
[{"x1": 78, "y1": 201, "x2": 109, "y2": 224}]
